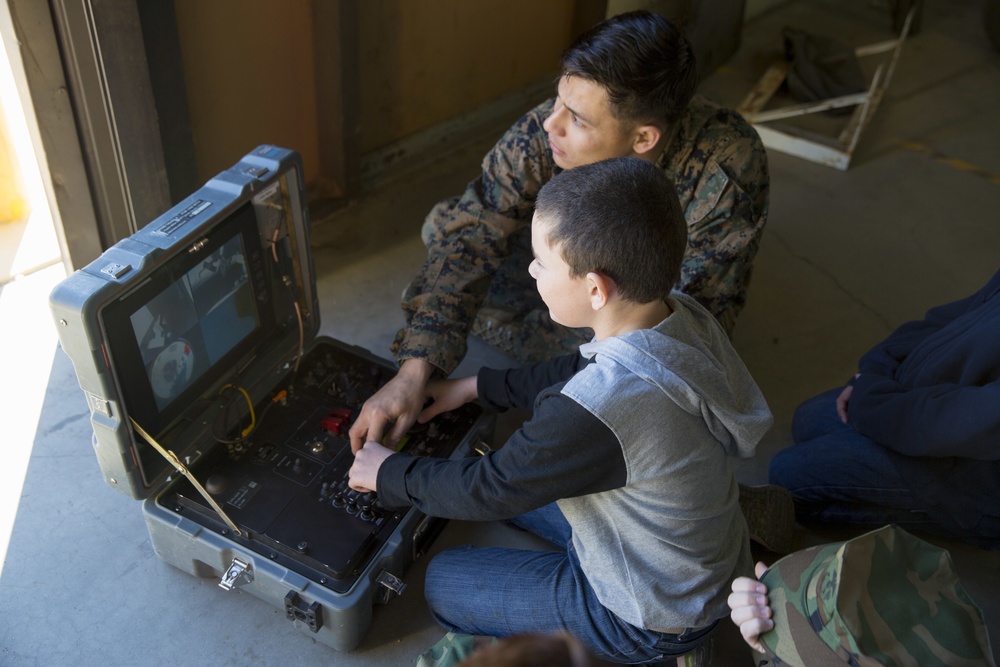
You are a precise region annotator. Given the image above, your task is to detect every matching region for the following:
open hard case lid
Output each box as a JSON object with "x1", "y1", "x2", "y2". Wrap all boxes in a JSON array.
[{"x1": 50, "y1": 146, "x2": 320, "y2": 500}]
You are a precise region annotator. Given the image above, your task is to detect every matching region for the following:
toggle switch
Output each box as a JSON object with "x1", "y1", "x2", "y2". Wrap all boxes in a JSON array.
[{"x1": 319, "y1": 417, "x2": 343, "y2": 435}]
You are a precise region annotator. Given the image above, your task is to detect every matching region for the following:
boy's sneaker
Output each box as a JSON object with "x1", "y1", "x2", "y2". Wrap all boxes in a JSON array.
[{"x1": 739, "y1": 484, "x2": 796, "y2": 554}]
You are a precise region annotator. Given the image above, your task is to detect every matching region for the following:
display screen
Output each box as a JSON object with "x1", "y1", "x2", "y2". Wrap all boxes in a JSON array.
[
  {"x1": 129, "y1": 234, "x2": 258, "y2": 411},
  {"x1": 102, "y1": 202, "x2": 274, "y2": 449}
]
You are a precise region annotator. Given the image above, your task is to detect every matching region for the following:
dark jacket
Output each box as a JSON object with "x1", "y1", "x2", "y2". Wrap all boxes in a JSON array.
[{"x1": 849, "y1": 269, "x2": 1000, "y2": 544}]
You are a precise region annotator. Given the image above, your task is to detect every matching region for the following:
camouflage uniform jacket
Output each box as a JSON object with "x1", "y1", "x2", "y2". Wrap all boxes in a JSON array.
[{"x1": 393, "y1": 95, "x2": 770, "y2": 374}]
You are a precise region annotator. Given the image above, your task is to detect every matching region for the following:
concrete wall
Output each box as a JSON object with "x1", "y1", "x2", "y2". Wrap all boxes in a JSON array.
[
  {"x1": 173, "y1": 0, "x2": 321, "y2": 185},
  {"x1": 357, "y1": 0, "x2": 575, "y2": 154},
  {"x1": 170, "y1": 0, "x2": 782, "y2": 187},
  {"x1": 173, "y1": 0, "x2": 577, "y2": 185}
]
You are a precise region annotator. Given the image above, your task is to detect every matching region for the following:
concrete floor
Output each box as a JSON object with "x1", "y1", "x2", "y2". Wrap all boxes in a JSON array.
[{"x1": 2, "y1": 0, "x2": 999, "y2": 664}]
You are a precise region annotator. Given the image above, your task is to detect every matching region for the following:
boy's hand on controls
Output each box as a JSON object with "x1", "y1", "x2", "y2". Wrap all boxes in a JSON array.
[
  {"x1": 348, "y1": 441, "x2": 395, "y2": 493},
  {"x1": 419, "y1": 376, "x2": 478, "y2": 423}
]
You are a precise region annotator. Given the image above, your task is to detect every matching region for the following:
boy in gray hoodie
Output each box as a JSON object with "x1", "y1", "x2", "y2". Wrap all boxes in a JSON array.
[{"x1": 349, "y1": 157, "x2": 772, "y2": 664}]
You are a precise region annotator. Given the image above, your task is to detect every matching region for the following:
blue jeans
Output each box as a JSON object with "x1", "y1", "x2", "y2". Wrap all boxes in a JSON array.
[
  {"x1": 424, "y1": 503, "x2": 715, "y2": 665},
  {"x1": 769, "y1": 388, "x2": 939, "y2": 529}
]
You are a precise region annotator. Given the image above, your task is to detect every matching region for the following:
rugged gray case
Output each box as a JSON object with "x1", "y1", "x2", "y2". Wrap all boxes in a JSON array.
[{"x1": 50, "y1": 145, "x2": 492, "y2": 651}]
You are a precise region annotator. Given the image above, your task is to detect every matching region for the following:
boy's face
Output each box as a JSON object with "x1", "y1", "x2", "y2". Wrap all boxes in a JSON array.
[
  {"x1": 543, "y1": 76, "x2": 638, "y2": 170},
  {"x1": 529, "y1": 214, "x2": 594, "y2": 329}
]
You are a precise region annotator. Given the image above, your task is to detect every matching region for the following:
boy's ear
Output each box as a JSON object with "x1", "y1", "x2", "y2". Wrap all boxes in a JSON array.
[
  {"x1": 587, "y1": 272, "x2": 614, "y2": 310},
  {"x1": 631, "y1": 124, "x2": 663, "y2": 157}
]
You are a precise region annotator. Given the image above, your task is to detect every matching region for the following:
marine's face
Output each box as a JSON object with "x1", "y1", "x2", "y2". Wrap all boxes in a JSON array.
[
  {"x1": 543, "y1": 75, "x2": 637, "y2": 170},
  {"x1": 528, "y1": 213, "x2": 593, "y2": 329}
]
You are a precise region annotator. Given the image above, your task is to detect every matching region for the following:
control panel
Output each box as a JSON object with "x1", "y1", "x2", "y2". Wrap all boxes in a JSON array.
[{"x1": 158, "y1": 339, "x2": 483, "y2": 593}]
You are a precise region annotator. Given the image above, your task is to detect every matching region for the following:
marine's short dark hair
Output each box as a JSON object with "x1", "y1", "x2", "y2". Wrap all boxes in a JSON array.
[
  {"x1": 561, "y1": 10, "x2": 698, "y2": 128},
  {"x1": 534, "y1": 157, "x2": 686, "y2": 304}
]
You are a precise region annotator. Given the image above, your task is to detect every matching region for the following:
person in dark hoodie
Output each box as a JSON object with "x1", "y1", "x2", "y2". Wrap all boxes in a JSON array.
[
  {"x1": 348, "y1": 157, "x2": 773, "y2": 664},
  {"x1": 770, "y1": 269, "x2": 1000, "y2": 549}
]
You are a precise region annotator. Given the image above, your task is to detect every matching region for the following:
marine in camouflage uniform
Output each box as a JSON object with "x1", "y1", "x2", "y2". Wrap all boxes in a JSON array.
[{"x1": 392, "y1": 94, "x2": 769, "y2": 370}]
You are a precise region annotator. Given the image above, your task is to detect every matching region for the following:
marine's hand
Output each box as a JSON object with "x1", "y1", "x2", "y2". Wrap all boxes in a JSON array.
[
  {"x1": 728, "y1": 562, "x2": 772, "y2": 654},
  {"x1": 418, "y1": 376, "x2": 478, "y2": 423},
  {"x1": 348, "y1": 441, "x2": 394, "y2": 492},
  {"x1": 349, "y1": 359, "x2": 434, "y2": 453}
]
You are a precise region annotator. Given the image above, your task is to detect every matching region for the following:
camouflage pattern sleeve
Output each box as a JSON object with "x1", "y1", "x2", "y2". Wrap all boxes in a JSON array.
[
  {"x1": 666, "y1": 97, "x2": 770, "y2": 336},
  {"x1": 392, "y1": 100, "x2": 558, "y2": 374}
]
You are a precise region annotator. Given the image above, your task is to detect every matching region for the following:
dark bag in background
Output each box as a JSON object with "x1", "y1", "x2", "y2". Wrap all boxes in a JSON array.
[{"x1": 782, "y1": 27, "x2": 867, "y2": 115}]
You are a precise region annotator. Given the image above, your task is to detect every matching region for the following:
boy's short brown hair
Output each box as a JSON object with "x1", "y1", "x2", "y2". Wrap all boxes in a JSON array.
[{"x1": 534, "y1": 157, "x2": 686, "y2": 304}]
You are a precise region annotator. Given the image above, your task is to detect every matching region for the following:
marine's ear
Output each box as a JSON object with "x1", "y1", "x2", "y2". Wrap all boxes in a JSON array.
[{"x1": 631, "y1": 124, "x2": 663, "y2": 157}]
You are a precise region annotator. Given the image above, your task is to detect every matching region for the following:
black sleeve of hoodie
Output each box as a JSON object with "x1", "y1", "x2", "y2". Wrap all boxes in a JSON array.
[
  {"x1": 375, "y1": 383, "x2": 627, "y2": 519},
  {"x1": 477, "y1": 352, "x2": 589, "y2": 412}
]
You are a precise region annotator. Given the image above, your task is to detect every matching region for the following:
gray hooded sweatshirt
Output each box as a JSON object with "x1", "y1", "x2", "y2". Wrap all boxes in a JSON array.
[
  {"x1": 377, "y1": 291, "x2": 772, "y2": 630},
  {"x1": 558, "y1": 292, "x2": 772, "y2": 629}
]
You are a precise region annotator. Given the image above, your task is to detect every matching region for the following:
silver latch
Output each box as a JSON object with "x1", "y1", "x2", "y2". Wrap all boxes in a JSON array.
[
  {"x1": 100, "y1": 262, "x2": 131, "y2": 279},
  {"x1": 376, "y1": 569, "x2": 407, "y2": 597},
  {"x1": 219, "y1": 557, "x2": 253, "y2": 591}
]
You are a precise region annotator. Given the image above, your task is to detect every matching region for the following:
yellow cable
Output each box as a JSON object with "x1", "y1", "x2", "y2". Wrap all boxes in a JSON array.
[{"x1": 220, "y1": 383, "x2": 255, "y2": 438}]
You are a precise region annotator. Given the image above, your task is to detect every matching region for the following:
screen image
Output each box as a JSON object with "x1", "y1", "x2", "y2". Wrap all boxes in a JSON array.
[
  {"x1": 101, "y1": 201, "x2": 276, "y2": 456},
  {"x1": 129, "y1": 235, "x2": 258, "y2": 411}
]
